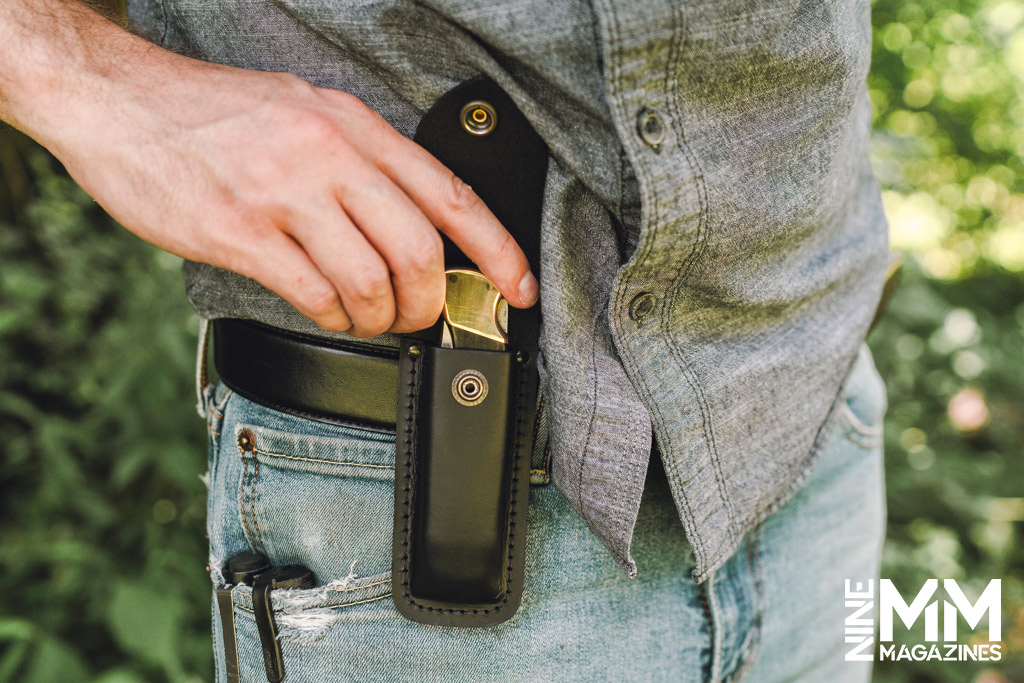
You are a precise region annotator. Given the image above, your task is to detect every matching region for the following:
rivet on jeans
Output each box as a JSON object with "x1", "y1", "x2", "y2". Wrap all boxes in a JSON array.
[{"x1": 237, "y1": 429, "x2": 255, "y2": 452}]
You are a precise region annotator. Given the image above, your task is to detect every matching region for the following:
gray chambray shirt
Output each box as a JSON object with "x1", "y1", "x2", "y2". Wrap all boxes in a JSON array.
[{"x1": 127, "y1": 0, "x2": 889, "y2": 582}]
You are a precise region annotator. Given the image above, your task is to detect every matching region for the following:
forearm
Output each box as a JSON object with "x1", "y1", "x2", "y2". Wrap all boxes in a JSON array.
[
  {"x1": 0, "y1": 0, "x2": 166, "y2": 150},
  {"x1": 0, "y1": 5, "x2": 538, "y2": 335}
]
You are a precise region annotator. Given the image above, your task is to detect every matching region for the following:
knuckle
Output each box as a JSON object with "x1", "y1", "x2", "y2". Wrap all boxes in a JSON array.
[
  {"x1": 330, "y1": 89, "x2": 362, "y2": 109},
  {"x1": 399, "y1": 231, "x2": 444, "y2": 274},
  {"x1": 274, "y1": 71, "x2": 311, "y2": 91},
  {"x1": 303, "y1": 113, "x2": 338, "y2": 145},
  {"x1": 347, "y1": 261, "x2": 391, "y2": 302},
  {"x1": 328, "y1": 88, "x2": 372, "y2": 118},
  {"x1": 409, "y1": 301, "x2": 443, "y2": 331},
  {"x1": 494, "y1": 229, "x2": 521, "y2": 267},
  {"x1": 279, "y1": 106, "x2": 337, "y2": 146},
  {"x1": 440, "y1": 171, "x2": 481, "y2": 216},
  {"x1": 398, "y1": 282, "x2": 445, "y2": 332},
  {"x1": 351, "y1": 310, "x2": 396, "y2": 339},
  {"x1": 298, "y1": 284, "x2": 340, "y2": 319},
  {"x1": 238, "y1": 155, "x2": 288, "y2": 196},
  {"x1": 350, "y1": 99, "x2": 397, "y2": 137}
]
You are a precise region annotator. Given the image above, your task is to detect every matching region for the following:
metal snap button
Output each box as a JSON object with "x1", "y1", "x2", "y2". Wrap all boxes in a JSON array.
[
  {"x1": 452, "y1": 369, "x2": 489, "y2": 406},
  {"x1": 628, "y1": 292, "x2": 657, "y2": 321},
  {"x1": 460, "y1": 100, "x2": 498, "y2": 136},
  {"x1": 636, "y1": 108, "x2": 666, "y2": 147}
]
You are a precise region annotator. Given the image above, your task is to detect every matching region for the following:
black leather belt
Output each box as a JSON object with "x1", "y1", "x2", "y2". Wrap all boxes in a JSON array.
[{"x1": 213, "y1": 317, "x2": 400, "y2": 433}]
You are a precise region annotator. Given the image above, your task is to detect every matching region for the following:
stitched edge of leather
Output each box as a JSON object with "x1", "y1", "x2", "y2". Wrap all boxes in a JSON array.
[{"x1": 395, "y1": 348, "x2": 530, "y2": 617}]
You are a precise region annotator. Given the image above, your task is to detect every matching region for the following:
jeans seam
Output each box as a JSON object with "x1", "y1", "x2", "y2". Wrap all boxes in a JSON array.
[
  {"x1": 699, "y1": 574, "x2": 722, "y2": 683},
  {"x1": 529, "y1": 393, "x2": 550, "y2": 483},
  {"x1": 838, "y1": 398, "x2": 884, "y2": 438},
  {"x1": 843, "y1": 429, "x2": 884, "y2": 450},
  {"x1": 530, "y1": 438, "x2": 551, "y2": 481},
  {"x1": 195, "y1": 318, "x2": 212, "y2": 419},
  {"x1": 254, "y1": 447, "x2": 395, "y2": 471},
  {"x1": 239, "y1": 454, "x2": 256, "y2": 551},
  {"x1": 726, "y1": 529, "x2": 765, "y2": 683},
  {"x1": 238, "y1": 446, "x2": 268, "y2": 556},
  {"x1": 249, "y1": 455, "x2": 267, "y2": 555},
  {"x1": 208, "y1": 386, "x2": 233, "y2": 422},
  {"x1": 837, "y1": 403, "x2": 884, "y2": 449}
]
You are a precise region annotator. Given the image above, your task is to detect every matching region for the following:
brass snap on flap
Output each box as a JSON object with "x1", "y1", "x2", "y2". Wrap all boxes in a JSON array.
[
  {"x1": 452, "y1": 369, "x2": 489, "y2": 406},
  {"x1": 460, "y1": 100, "x2": 498, "y2": 136}
]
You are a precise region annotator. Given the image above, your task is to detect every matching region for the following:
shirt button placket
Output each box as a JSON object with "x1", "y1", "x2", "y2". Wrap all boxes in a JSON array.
[{"x1": 620, "y1": 105, "x2": 669, "y2": 332}]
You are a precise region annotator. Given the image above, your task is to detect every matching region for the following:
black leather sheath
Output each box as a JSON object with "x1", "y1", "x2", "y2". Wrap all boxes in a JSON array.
[{"x1": 391, "y1": 77, "x2": 548, "y2": 627}]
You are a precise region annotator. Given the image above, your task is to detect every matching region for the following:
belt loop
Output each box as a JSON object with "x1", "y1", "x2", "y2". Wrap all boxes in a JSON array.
[{"x1": 195, "y1": 317, "x2": 212, "y2": 419}]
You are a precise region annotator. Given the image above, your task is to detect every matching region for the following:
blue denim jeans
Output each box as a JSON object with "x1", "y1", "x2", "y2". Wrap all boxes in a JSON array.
[{"x1": 199, "y1": 339, "x2": 886, "y2": 682}]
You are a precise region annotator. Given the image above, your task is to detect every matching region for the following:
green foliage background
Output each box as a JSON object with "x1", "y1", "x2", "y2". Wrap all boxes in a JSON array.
[{"x1": 1, "y1": 0, "x2": 1023, "y2": 681}]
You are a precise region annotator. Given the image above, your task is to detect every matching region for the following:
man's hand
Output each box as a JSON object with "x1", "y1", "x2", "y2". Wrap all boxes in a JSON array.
[{"x1": 0, "y1": 0, "x2": 539, "y2": 337}]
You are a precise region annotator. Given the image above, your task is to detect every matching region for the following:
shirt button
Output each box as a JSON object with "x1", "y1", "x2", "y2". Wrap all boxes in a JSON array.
[
  {"x1": 636, "y1": 108, "x2": 666, "y2": 147},
  {"x1": 628, "y1": 292, "x2": 657, "y2": 321}
]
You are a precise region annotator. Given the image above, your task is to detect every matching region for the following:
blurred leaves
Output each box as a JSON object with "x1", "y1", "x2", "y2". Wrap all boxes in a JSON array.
[
  {"x1": 868, "y1": 0, "x2": 1024, "y2": 680},
  {"x1": 0, "y1": 125, "x2": 209, "y2": 682},
  {"x1": 106, "y1": 581, "x2": 186, "y2": 679},
  {"x1": 870, "y1": 0, "x2": 1024, "y2": 281}
]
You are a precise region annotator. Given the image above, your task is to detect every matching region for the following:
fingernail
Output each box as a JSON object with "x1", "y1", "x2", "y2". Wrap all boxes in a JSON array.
[{"x1": 518, "y1": 271, "x2": 539, "y2": 306}]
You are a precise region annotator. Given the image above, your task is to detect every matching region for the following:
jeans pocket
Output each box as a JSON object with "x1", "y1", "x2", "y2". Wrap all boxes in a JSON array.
[
  {"x1": 227, "y1": 571, "x2": 394, "y2": 662},
  {"x1": 224, "y1": 399, "x2": 398, "y2": 585},
  {"x1": 836, "y1": 343, "x2": 887, "y2": 450},
  {"x1": 207, "y1": 394, "x2": 400, "y2": 682}
]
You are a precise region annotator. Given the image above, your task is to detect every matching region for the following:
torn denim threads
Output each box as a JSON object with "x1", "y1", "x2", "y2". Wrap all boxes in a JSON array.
[{"x1": 127, "y1": 0, "x2": 889, "y2": 581}]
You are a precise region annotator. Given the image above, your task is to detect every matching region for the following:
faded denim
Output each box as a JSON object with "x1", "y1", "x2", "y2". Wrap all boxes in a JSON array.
[
  {"x1": 127, "y1": 0, "x2": 890, "y2": 582},
  {"x1": 199, "y1": 341, "x2": 885, "y2": 681}
]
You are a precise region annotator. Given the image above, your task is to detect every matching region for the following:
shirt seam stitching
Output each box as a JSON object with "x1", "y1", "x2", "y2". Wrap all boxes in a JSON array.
[{"x1": 575, "y1": 309, "x2": 603, "y2": 515}]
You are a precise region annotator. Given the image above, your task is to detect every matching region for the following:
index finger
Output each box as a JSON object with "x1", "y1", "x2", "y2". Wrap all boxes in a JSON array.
[{"x1": 367, "y1": 128, "x2": 539, "y2": 309}]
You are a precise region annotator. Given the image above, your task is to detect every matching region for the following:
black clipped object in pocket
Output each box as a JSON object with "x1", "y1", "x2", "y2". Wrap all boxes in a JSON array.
[
  {"x1": 391, "y1": 76, "x2": 548, "y2": 627},
  {"x1": 252, "y1": 565, "x2": 316, "y2": 683}
]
